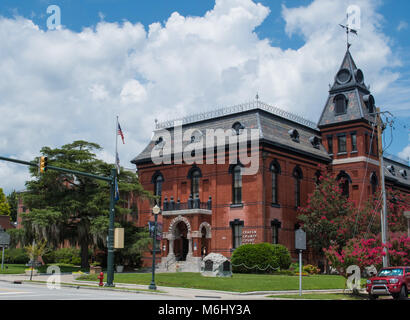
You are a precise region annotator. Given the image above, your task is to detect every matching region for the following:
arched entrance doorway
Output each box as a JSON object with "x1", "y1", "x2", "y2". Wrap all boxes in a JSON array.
[
  {"x1": 174, "y1": 221, "x2": 189, "y2": 261},
  {"x1": 200, "y1": 226, "x2": 208, "y2": 257}
]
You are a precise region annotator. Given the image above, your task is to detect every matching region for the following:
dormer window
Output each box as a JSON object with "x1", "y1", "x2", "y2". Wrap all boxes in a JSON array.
[
  {"x1": 190, "y1": 130, "x2": 203, "y2": 143},
  {"x1": 309, "y1": 136, "x2": 320, "y2": 149},
  {"x1": 387, "y1": 165, "x2": 395, "y2": 176},
  {"x1": 334, "y1": 94, "x2": 348, "y2": 115},
  {"x1": 154, "y1": 136, "x2": 165, "y2": 149},
  {"x1": 363, "y1": 94, "x2": 375, "y2": 114},
  {"x1": 155, "y1": 137, "x2": 163, "y2": 145},
  {"x1": 232, "y1": 122, "x2": 245, "y2": 135},
  {"x1": 288, "y1": 129, "x2": 300, "y2": 143},
  {"x1": 399, "y1": 169, "x2": 407, "y2": 179}
]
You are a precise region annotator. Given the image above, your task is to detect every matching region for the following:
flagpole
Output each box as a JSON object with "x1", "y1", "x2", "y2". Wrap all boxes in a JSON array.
[
  {"x1": 115, "y1": 115, "x2": 119, "y2": 175},
  {"x1": 115, "y1": 115, "x2": 118, "y2": 162}
]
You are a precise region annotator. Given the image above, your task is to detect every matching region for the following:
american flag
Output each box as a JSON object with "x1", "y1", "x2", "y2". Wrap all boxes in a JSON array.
[{"x1": 117, "y1": 123, "x2": 125, "y2": 144}]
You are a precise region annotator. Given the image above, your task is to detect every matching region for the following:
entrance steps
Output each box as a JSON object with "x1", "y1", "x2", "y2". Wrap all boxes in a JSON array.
[{"x1": 157, "y1": 257, "x2": 202, "y2": 273}]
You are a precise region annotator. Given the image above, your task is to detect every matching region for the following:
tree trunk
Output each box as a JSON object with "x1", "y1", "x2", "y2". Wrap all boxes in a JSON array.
[{"x1": 80, "y1": 241, "x2": 89, "y2": 269}]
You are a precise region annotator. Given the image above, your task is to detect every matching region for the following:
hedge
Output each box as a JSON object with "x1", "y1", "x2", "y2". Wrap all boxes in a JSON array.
[
  {"x1": 3, "y1": 248, "x2": 30, "y2": 264},
  {"x1": 231, "y1": 243, "x2": 291, "y2": 274},
  {"x1": 42, "y1": 248, "x2": 81, "y2": 265}
]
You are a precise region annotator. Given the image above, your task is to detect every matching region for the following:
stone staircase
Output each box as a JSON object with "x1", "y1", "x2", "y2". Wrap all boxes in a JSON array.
[{"x1": 157, "y1": 257, "x2": 202, "y2": 273}]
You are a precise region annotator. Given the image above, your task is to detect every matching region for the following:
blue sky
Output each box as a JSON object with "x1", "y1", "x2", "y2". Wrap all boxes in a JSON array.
[{"x1": 0, "y1": 0, "x2": 409, "y2": 194}]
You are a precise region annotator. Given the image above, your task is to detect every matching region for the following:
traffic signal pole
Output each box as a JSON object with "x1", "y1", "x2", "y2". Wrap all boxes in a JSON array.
[{"x1": 0, "y1": 155, "x2": 117, "y2": 286}]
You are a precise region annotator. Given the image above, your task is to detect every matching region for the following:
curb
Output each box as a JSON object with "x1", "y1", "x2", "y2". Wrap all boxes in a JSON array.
[{"x1": 0, "y1": 278, "x2": 168, "y2": 296}]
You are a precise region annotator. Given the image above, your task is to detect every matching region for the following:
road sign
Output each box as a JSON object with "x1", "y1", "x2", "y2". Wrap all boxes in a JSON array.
[
  {"x1": 295, "y1": 228, "x2": 306, "y2": 251},
  {"x1": 0, "y1": 231, "x2": 10, "y2": 247}
]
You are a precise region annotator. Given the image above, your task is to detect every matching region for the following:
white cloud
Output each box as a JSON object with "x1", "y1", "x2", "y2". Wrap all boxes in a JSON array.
[
  {"x1": 398, "y1": 134, "x2": 410, "y2": 161},
  {"x1": 0, "y1": 0, "x2": 405, "y2": 194}
]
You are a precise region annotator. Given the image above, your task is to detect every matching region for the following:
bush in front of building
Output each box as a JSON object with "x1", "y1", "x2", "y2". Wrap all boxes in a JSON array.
[
  {"x1": 231, "y1": 243, "x2": 291, "y2": 274},
  {"x1": 3, "y1": 248, "x2": 30, "y2": 264},
  {"x1": 43, "y1": 248, "x2": 81, "y2": 265}
]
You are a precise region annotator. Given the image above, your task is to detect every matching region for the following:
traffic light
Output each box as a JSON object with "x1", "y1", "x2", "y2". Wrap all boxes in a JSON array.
[{"x1": 39, "y1": 156, "x2": 48, "y2": 173}]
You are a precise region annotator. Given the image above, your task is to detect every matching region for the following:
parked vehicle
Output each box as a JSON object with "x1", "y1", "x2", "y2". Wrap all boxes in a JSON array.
[{"x1": 366, "y1": 267, "x2": 410, "y2": 300}]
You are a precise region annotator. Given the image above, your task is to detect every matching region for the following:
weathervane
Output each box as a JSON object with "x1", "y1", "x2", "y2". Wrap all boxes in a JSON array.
[{"x1": 339, "y1": 13, "x2": 358, "y2": 49}]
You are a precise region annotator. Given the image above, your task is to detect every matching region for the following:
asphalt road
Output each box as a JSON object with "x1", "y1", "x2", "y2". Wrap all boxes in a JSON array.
[{"x1": 0, "y1": 281, "x2": 188, "y2": 300}]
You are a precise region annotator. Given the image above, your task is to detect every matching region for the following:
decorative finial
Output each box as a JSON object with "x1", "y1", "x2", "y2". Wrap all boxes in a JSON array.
[
  {"x1": 255, "y1": 92, "x2": 259, "y2": 101},
  {"x1": 339, "y1": 13, "x2": 358, "y2": 50}
]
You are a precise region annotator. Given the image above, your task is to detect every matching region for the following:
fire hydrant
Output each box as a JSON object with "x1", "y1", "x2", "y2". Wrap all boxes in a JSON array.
[{"x1": 98, "y1": 272, "x2": 104, "y2": 287}]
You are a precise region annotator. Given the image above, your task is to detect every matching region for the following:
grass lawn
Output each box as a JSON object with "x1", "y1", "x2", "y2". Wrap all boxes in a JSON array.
[
  {"x1": 269, "y1": 293, "x2": 367, "y2": 300},
  {"x1": 0, "y1": 264, "x2": 27, "y2": 274},
  {"x1": 0, "y1": 263, "x2": 85, "y2": 274},
  {"x1": 77, "y1": 272, "x2": 349, "y2": 293}
]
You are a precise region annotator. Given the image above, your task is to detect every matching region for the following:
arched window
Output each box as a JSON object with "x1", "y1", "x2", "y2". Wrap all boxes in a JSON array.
[
  {"x1": 293, "y1": 166, "x2": 303, "y2": 208},
  {"x1": 187, "y1": 166, "x2": 202, "y2": 198},
  {"x1": 270, "y1": 160, "x2": 281, "y2": 205},
  {"x1": 336, "y1": 171, "x2": 352, "y2": 198},
  {"x1": 370, "y1": 172, "x2": 378, "y2": 195},
  {"x1": 334, "y1": 94, "x2": 348, "y2": 114},
  {"x1": 231, "y1": 165, "x2": 242, "y2": 204},
  {"x1": 151, "y1": 171, "x2": 164, "y2": 204}
]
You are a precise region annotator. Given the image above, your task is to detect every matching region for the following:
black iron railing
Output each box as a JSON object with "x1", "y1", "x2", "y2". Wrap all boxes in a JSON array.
[{"x1": 162, "y1": 195, "x2": 212, "y2": 211}]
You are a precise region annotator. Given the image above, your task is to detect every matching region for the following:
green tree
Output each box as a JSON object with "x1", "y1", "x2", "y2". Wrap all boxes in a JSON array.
[
  {"x1": 21, "y1": 140, "x2": 153, "y2": 268},
  {"x1": 114, "y1": 221, "x2": 152, "y2": 268},
  {"x1": 25, "y1": 239, "x2": 47, "y2": 267},
  {"x1": 0, "y1": 188, "x2": 11, "y2": 218},
  {"x1": 6, "y1": 190, "x2": 18, "y2": 222},
  {"x1": 297, "y1": 167, "x2": 355, "y2": 272}
]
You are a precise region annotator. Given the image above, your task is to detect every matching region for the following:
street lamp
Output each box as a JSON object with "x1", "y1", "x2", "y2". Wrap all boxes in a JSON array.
[{"x1": 149, "y1": 204, "x2": 161, "y2": 290}]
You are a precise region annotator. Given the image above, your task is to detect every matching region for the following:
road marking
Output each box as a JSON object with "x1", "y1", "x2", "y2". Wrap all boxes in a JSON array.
[{"x1": 0, "y1": 291, "x2": 31, "y2": 295}]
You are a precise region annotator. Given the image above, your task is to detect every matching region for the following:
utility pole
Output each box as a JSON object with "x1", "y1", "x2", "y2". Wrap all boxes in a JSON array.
[{"x1": 376, "y1": 107, "x2": 389, "y2": 267}]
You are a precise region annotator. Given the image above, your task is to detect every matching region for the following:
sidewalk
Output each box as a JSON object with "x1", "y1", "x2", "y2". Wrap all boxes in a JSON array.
[{"x1": 0, "y1": 273, "x2": 351, "y2": 300}]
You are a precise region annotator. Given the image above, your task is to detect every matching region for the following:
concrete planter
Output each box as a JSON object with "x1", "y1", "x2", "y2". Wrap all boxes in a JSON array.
[{"x1": 89, "y1": 266, "x2": 102, "y2": 275}]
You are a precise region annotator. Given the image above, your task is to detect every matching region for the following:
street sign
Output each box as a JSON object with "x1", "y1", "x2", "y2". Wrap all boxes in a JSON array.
[
  {"x1": 295, "y1": 228, "x2": 306, "y2": 251},
  {"x1": 0, "y1": 231, "x2": 10, "y2": 247}
]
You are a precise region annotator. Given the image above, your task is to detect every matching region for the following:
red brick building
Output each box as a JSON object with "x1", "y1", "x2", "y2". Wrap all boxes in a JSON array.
[{"x1": 132, "y1": 48, "x2": 409, "y2": 271}]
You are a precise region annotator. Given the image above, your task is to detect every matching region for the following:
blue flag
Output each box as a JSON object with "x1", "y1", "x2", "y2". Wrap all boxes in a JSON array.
[{"x1": 114, "y1": 177, "x2": 119, "y2": 202}]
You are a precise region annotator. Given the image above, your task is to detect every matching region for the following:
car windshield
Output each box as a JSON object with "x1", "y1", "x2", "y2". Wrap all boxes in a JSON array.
[{"x1": 377, "y1": 268, "x2": 403, "y2": 277}]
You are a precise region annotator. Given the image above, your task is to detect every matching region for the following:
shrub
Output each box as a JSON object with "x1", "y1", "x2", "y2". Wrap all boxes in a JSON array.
[
  {"x1": 53, "y1": 248, "x2": 81, "y2": 265},
  {"x1": 303, "y1": 264, "x2": 320, "y2": 274},
  {"x1": 231, "y1": 243, "x2": 292, "y2": 274},
  {"x1": 4, "y1": 248, "x2": 30, "y2": 264},
  {"x1": 42, "y1": 250, "x2": 56, "y2": 264}
]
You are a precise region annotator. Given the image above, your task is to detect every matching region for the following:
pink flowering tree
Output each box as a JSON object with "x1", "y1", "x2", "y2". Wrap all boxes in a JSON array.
[{"x1": 297, "y1": 166, "x2": 355, "y2": 270}]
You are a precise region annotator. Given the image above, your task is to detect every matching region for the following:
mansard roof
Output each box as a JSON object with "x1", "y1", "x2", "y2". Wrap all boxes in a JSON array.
[
  {"x1": 318, "y1": 49, "x2": 376, "y2": 128},
  {"x1": 383, "y1": 155, "x2": 410, "y2": 188},
  {"x1": 131, "y1": 100, "x2": 331, "y2": 165}
]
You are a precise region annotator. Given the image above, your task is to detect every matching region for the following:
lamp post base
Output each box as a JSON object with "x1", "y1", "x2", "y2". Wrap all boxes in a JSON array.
[{"x1": 148, "y1": 283, "x2": 157, "y2": 290}]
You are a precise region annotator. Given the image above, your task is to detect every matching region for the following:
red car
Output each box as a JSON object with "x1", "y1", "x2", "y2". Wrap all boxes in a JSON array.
[{"x1": 366, "y1": 267, "x2": 410, "y2": 300}]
